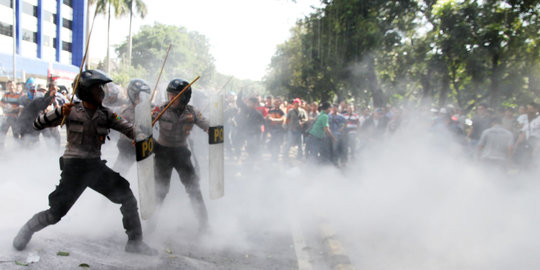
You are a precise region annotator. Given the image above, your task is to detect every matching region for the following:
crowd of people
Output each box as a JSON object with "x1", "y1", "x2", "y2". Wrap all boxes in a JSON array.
[
  {"x1": 222, "y1": 93, "x2": 540, "y2": 172},
  {"x1": 0, "y1": 78, "x2": 71, "y2": 149},
  {"x1": 2, "y1": 77, "x2": 539, "y2": 174},
  {"x1": 1, "y1": 70, "x2": 538, "y2": 258},
  {"x1": 0, "y1": 77, "x2": 128, "y2": 150}
]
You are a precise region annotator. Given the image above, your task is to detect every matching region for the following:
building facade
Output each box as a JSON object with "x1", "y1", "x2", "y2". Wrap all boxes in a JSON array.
[{"x1": 0, "y1": 0, "x2": 86, "y2": 85}]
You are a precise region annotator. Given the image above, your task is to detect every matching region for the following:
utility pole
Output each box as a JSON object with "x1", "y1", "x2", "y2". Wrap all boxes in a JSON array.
[{"x1": 12, "y1": 0, "x2": 16, "y2": 82}]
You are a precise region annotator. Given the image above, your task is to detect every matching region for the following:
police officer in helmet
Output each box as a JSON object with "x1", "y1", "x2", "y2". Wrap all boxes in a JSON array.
[
  {"x1": 152, "y1": 78, "x2": 209, "y2": 233},
  {"x1": 113, "y1": 78, "x2": 151, "y2": 173},
  {"x1": 13, "y1": 70, "x2": 157, "y2": 255}
]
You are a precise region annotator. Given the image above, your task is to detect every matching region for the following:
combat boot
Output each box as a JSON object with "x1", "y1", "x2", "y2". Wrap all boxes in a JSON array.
[
  {"x1": 125, "y1": 240, "x2": 158, "y2": 256},
  {"x1": 13, "y1": 211, "x2": 52, "y2": 250}
]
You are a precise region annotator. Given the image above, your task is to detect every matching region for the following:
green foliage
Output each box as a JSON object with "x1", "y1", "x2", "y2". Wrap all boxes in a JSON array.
[
  {"x1": 56, "y1": 251, "x2": 70, "y2": 256},
  {"x1": 266, "y1": 0, "x2": 540, "y2": 110},
  {"x1": 110, "y1": 63, "x2": 146, "y2": 87},
  {"x1": 115, "y1": 23, "x2": 216, "y2": 87}
]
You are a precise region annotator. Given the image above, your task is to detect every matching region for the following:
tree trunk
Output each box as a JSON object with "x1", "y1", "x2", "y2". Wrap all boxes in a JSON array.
[
  {"x1": 488, "y1": 53, "x2": 499, "y2": 108},
  {"x1": 420, "y1": 69, "x2": 432, "y2": 106},
  {"x1": 127, "y1": 0, "x2": 133, "y2": 66},
  {"x1": 439, "y1": 70, "x2": 450, "y2": 108},
  {"x1": 106, "y1": 2, "x2": 111, "y2": 73},
  {"x1": 366, "y1": 54, "x2": 385, "y2": 108}
]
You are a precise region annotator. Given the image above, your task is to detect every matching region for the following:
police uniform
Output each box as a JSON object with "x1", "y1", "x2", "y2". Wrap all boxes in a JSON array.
[
  {"x1": 112, "y1": 79, "x2": 152, "y2": 174},
  {"x1": 13, "y1": 70, "x2": 155, "y2": 255},
  {"x1": 113, "y1": 105, "x2": 137, "y2": 173},
  {"x1": 153, "y1": 79, "x2": 209, "y2": 231}
]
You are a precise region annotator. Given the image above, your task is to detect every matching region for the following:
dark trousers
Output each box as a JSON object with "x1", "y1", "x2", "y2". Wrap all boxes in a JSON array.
[
  {"x1": 42, "y1": 127, "x2": 61, "y2": 149},
  {"x1": 154, "y1": 143, "x2": 208, "y2": 227},
  {"x1": 42, "y1": 158, "x2": 142, "y2": 240},
  {"x1": 268, "y1": 129, "x2": 284, "y2": 159},
  {"x1": 306, "y1": 135, "x2": 331, "y2": 163},
  {"x1": 331, "y1": 137, "x2": 346, "y2": 166},
  {"x1": 344, "y1": 132, "x2": 357, "y2": 160},
  {"x1": 0, "y1": 115, "x2": 19, "y2": 146},
  {"x1": 284, "y1": 130, "x2": 303, "y2": 159},
  {"x1": 113, "y1": 139, "x2": 136, "y2": 174}
]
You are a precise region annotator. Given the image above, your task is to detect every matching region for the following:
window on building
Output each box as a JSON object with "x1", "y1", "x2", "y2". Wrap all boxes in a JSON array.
[
  {"x1": 22, "y1": 29, "x2": 37, "y2": 43},
  {"x1": 22, "y1": 2, "x2": 37, "y2": 17},
  {"x1": 0, "y1": 0, "x2": 13, "y2": 8},
  {"x1": 63, "y1": 0, "x2": 72, "y2": 7},
  {"x1": 43, "y1": 35, "x2": 52, "y2": 47},
  {"x1": 62, "y1": 41, "x2": 72, "y2": 52},
  {"x1": 62, "y1": 18, "x2": 72, "y2": 30},
  {"x1": 43, "y1": 10, "x2": 55, "y2": 23},
  {"x1": 0, "y1": 22, "x2": 13, "y2": 37},
  {"x1": 53, "y1": 37, "x2": 57, "y2": 49},
  {"x1": 53, "y1": 15, "x2": 58, "y2": 25}
]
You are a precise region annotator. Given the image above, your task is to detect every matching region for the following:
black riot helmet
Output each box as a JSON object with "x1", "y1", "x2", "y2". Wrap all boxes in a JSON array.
[
  {"x1": 74, "y1": 70, "x2": 112, "y2": 104},
  {"x1": 127, "y1": 79, "x2": 151, "y2": 104},
  {"x1": 166, "y1": 78, "x2": 191, "y2": 106}
]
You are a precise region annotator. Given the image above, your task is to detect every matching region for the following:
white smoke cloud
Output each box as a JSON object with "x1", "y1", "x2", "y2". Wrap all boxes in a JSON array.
[{"x1": 2, "y1": 107, "x2": 540, "y2": 269}]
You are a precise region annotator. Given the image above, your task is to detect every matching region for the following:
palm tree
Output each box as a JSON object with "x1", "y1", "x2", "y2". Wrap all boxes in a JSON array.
[
  {"x1": 88, "y1": 0, "x2": 129, "y2": 73},
  {"x1": 124, "y1": 0, "x2": 148, "y2": 66}
]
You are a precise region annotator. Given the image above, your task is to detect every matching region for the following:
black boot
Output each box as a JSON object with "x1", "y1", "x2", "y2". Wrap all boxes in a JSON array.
[
  {"x1": 13, "y1": 211, "x2": 52, "y2": 251},
  {"x1": 125, "y1": 240, "x2": 158, "y2": 256}
]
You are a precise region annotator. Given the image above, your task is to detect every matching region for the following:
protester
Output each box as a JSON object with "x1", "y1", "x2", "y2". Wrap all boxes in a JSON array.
[
  {"x1": 328, "y1": 104, "x2": 347, "y2": 167},
  {"x1": 306, "y1": 101, "x2": 336, "y2": 163},
  {"x1": 265, "y1": 97, "x2": 286, "y2": 159},
  {"x1": 477, "y1": 116, "x2": 514, "y2": 170},
  {"x1": 0, "y1": 80, "x2": 22, "y2": 148},
  {"x1": 343, "y1": 105, "x2": 360, "y2": 161},
  {"x1": 15, "y1": 84, "x2": 57, "y2": 147},
  {"x1": 284, "y1": 98, "x2": 307, "y2": 160},
  {"x1": 467, "y1": 104, "x2": 492, "y2": 146},
  {"x1": 236, "y1": 93, "x2": 265, "y2": 158}
]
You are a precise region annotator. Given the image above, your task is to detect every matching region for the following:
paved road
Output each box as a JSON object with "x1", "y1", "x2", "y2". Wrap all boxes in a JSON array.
[{"x1": 0, "y1": 131, "x2": 352, "y2": 269}]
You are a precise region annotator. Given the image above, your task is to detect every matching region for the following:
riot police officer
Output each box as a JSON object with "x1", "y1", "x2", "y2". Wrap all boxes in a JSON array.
[
  {"x1": 152, "y1": 78, "x2": 209, "y2": 232},
  {"x1": 113, "y1": 79, "x2": 152, "y2": 173},
  {"x1": 12, "y1": 70, "x2": 157, "y2": 255}
]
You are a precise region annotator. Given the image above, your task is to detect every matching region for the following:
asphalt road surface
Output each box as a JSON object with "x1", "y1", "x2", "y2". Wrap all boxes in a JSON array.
[{"x1": 0, "y1": 129, "x2": 353, "y2": 270}]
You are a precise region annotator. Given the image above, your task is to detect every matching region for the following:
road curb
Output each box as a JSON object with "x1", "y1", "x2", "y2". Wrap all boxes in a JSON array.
[{"x1": 320, "y1": 219, "x2": 355, "y2": 270}]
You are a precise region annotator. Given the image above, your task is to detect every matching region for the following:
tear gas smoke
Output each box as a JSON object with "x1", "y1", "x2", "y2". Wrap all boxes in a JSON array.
[{"x1": 1, "y1": 99, "x2": 540, "y2": 269}]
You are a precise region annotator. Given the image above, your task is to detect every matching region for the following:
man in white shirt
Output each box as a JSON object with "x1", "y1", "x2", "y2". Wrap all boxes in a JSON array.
[{"x1": 478, "y1": 116, "x2": 514, "y2": 170}]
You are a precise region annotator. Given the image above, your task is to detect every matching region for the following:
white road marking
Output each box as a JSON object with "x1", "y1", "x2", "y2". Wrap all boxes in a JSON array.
[{"x1": 290, "y1": 215, "x2": 313, "y2": 270}]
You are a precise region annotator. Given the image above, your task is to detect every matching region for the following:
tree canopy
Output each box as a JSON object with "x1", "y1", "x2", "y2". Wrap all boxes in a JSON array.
[
  {"x1": 114, "y1": 23, "x2": 216, "y2": 86},
  {"x1": 265, "y1": 0, "x2": 540, "y2": 111}
]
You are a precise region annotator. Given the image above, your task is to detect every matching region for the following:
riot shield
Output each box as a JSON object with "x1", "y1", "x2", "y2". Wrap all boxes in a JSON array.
[{"x1": 134, "y1": 91, "x2": 156, "y2": 219}]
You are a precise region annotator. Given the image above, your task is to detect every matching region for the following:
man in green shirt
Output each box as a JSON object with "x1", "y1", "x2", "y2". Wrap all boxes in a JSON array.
[{"x1": 307, "y1": 101, "x2": 336, "y2": 162}]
